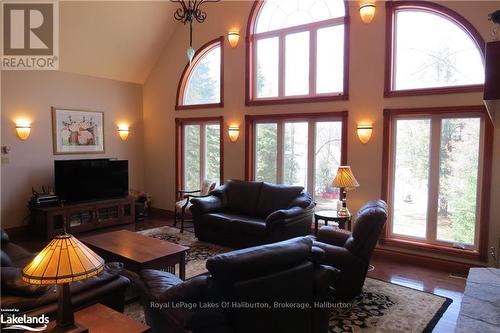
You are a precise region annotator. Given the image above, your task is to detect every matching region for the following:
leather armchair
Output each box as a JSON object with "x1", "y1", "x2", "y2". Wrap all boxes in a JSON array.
[
  {"x1": 190, "y1": 180, "x2": 315, "y2": 248},
  {"x1": 137, "y1": 237, "x2": 339, "y2": 333},
  {"x1": 312, "y1": 200, "x2": 387, "y2": 300},
  {"x1": 1, "y1": 229, "x2": 130, "y2": 318}
]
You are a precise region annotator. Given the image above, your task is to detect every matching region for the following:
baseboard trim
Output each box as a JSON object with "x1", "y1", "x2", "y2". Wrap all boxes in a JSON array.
[
  {"x1": 373, "y1": 247, "x2": 484, "y2": 276},
  {"x1": 149, "y1": 207, "x2": 175, "y2": 219}
]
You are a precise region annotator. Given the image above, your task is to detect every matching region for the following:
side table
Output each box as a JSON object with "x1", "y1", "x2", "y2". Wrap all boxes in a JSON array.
[
  {"x1": 314, "y1": 210, "x2": 351, "y2": 235},
  {"x1": 46, "y1": 303, "x2": 150, "y2": 333}
]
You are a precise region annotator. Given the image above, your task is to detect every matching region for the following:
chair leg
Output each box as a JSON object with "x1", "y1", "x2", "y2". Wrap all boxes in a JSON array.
[{"x1": 173, "y1": 207, "x2": 178, "y2": 227}]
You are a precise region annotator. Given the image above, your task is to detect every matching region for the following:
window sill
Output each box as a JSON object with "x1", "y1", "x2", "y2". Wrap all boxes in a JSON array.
[
  {"x1": 175, "y1": 102, "x2": 223, "y2": 111},
  {"x1": 384, "y1": 84, "x2": 484, "y2": 98},
  {"x1": 246, "y1": 94, "x2": 348, "y2": 106},
  {"x1": 379, "y1": 237, "x2": 485, "y2": 261}
]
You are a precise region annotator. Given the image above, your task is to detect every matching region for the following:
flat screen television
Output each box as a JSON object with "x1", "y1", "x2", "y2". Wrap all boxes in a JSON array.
[{"x1": 55, "y1": 159, "x2": 128, "y2": 203}]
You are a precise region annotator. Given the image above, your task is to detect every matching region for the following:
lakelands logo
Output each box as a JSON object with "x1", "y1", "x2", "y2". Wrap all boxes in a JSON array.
[
  {"x1": 1, "y1": 0, "x2": 59, "y2": 70},
  {"x1": 1, "y1": 313, "x2": 49, "y2": 331}
]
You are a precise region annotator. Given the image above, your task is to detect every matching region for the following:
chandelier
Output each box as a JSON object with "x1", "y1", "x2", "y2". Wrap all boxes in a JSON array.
[{"x1": 170, "y1": 0, "x2": 221, "y2": 62}]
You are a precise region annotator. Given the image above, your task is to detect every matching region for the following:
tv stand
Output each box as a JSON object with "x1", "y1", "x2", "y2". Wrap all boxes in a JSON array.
[{"x1": 30, "y1": 196, "x2": 135, "y2": 240}]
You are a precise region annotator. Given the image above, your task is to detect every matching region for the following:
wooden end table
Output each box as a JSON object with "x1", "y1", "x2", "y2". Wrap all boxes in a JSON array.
[
  {"x1": 314, "y1": 210, "x2": 351, "y2": 235},
  {"x1": 81, "y1": 229, "x2": 189, "y2": 280},
  {"x1": 47, "y1": 303, "x2": 150, "y2": 333}
]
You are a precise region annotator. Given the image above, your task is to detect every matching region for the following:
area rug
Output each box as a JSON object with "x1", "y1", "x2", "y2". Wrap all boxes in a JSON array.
[{"x1": 128, "y1": 226, "x2": 451, "y2": 332}]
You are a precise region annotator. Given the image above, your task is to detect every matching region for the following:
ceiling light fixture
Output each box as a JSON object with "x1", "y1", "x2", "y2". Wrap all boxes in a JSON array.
[{"x1": 170, "y1": 0, "x2": 221, "y2": 63}]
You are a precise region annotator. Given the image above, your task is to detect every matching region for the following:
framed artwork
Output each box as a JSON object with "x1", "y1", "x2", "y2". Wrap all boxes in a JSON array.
[{"x1": 52, "y1": 108, "x2": 105, "y2": 154}]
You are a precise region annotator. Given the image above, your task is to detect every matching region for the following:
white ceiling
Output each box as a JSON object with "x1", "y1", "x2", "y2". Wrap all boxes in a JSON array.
[{"x1": 60, "y1": 1, "x2": 179, "y2": 84}]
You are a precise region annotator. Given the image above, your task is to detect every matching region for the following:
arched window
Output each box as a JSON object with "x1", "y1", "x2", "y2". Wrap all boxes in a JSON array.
[
  {"x1": 385, "y1": 1, "x2": 485, "y2": 97},
  {"x1": 246, "y1": 0, "x2": 349, "y2": 105},
  {"x1": 176, "y1": 37, "x2": 224, "y2": 110}
]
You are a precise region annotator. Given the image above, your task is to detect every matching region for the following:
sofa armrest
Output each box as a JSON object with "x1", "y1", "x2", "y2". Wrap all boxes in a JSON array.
[
  {"x1": 266, "y1": 206, "x2": 311, "y2": 226},
  {"x1": 316, "y1": 226, "x2": 350, "y2": 247},
  {"x1": 190, "y1": 195, "x2": 225, "y2": 215},
  {"x1": 312, "y1": 241, "x2": 353, "y2": 268}
]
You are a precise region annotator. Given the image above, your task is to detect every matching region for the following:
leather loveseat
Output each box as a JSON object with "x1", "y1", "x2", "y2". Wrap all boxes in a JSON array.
[
  {"x1": 136, "y1": 237, "x2": 339, "y2": 333},
  {"x1": 312, "y1": 200, "x2": 387, "y2": 300},
  {"x1": 190, "y1": 180, "x2": 315, "y2": 248},
  {"x1": 0, "y1": 229, "x2": 130, "y2": 318}
]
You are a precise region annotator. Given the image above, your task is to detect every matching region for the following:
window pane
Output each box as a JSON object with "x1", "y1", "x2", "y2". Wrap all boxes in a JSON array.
[
  {"x1": 283, "y1": 122, "x2": 308, "y2": 187},
  {"x1": 205, "y1": 124, "x2": 220, "y2": 184},
  {"x1": 314, "y1": 121, "x2": 342, "y2": 210},
  {"x1": 184, "y1": 125, "x2": 200, "y2": 191},
  {"x1": 392, "y1": 119, "x2": 431, "y2": 238},
  {"x1": 256, "y1": 37, "x2": 279, "y2": 98},
  {"x1": 255, "y1": 123, "x2": 278, "y2": 183},
  {"x1": 285, "y1": 31, "x2": 309, "y2": 96},
  {"x1": 316, "y1": 25, "x2": 344, "y2": 94},
  {"x1": 437, "y1": 118, "x2": 480, "y2": 246},
  {"x1": 394, "y1": 10, "x2": 484, "y2": 90},
  {"x1": 255, "y1": 0, "x2": 345, "y2": 33},
  {"x1": 183, "y1": 46, "x2": 221, "y2": 105}
]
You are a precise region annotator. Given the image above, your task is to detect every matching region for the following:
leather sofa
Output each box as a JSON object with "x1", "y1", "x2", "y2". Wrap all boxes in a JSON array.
[
  {"x1": 0, "y1": 229, "x2": 130, "y2": 318},
  {"x1": 136, "y1": 237, "x2": 339, "y2": 333},
  {"x1": 312, "y1": 200, "x2": 387, "y2": 300},
  {"x1": 190, "y1": 180, "x2": 315, "y2": 248}
]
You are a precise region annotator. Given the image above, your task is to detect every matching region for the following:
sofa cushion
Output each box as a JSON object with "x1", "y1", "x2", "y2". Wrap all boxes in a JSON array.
[
  {"x1": 1, "y1": 229, "x2": 10, "y2": 244},
  {"x1": 225, "y1": 180, "x2": 263, "y2": 215},
  {"x1": 2, "y1": 242, "x2": 34, "y2": 268},
  {"x1": 256, "y1": 183, "x2": 304, "y2": 217},
  {"x1": 203, "y1": 213, "x2": 266, "y2": 235},
  {"x1": 1, "y1": 249, "x2": 13, "y2": 267},
  {"x1": 1, "y1": 267, "x2": 52, "y2": 297},
  {"x1": 207, "y1": 237, "x2": 312, "y2": 282}
]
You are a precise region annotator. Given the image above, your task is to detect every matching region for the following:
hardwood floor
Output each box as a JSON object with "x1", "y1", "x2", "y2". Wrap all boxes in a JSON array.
[{"x1": 11, "y1": 216, "x2": 466, "y2": 332}]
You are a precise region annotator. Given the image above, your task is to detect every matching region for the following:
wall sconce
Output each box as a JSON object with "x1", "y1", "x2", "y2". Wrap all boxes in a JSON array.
[
  {"x1": 357, "y1": 124, "x2": 373, "y2": 144},
  {"x1": 359, "y1": 2, "x2": 376, "y2": 24},
  {"x1": 228, "y1": 126, "x2": 240, "y2": 142},
  {"x1": 15, "y1": 120, "x2": 31, "y2": 140},
  {"x1": 117, "y1": 124, "x2": 129, "y2": 141},
  {"x1": 227, "y1": 31, "x2": 240, "y2": 48}
]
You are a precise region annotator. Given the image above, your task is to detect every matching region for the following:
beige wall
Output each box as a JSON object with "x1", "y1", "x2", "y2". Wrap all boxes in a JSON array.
[
  {"x1": 143, "y1": 1, "x2": 499, "y2": 265},
  {"x1": 1, "y1": 70, "x2": 144, "y2": 229}
]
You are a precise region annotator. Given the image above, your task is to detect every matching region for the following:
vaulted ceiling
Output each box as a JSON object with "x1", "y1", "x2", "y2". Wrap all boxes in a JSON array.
[{"x1": 59, "y1": 1, "x2": 179, "y2": 84}]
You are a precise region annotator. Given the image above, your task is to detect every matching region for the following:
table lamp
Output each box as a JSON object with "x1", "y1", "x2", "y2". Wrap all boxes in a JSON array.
[
  {"x1": 332, "y1": 166, "x2": 360, "y2": 217},
  {"x1": 22, "y1": 233, "x2": 105, "y2": 333}
]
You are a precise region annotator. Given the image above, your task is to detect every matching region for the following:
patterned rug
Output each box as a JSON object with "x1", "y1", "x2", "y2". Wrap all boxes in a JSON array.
[{"x1": 128, "y1": 226, "x2": 451, "y2": 332}]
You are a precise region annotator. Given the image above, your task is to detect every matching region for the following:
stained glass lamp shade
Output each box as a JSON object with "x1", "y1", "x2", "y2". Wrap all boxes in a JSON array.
[
  {"x1": 22, "y1": 234, "x2": 105, "y2": 333},
  {"x1": 332, "y1": 166, "x2": 360, "y2": 217}
]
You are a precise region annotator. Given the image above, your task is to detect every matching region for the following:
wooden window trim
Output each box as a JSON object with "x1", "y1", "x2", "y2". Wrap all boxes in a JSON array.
[
  {"x1": 176, "y1": 37, "x2": 224, "y2": 110},
  {"x1": 381, "y1": 105, "x2": 493, "y2": 262},
  {"x1": 245, "y1": 1, "x2": 350, "y2": 106},
  {"x1": 175, "y1": 116, "x2": 224, "y2": 199},
  {"x1": 245, "y1": 111, "x2": 348, "y2": 181},
  {"x1": 384, "y1": 1, "x2": 485, "y2": 98}
]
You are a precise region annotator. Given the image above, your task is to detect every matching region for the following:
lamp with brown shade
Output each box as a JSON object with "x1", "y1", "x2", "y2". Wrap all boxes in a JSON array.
[
  {"x1": 22, "y1": 234, "x2": 105, "y2": 333},
  {"x1": 332, "y1": 166, "x2": 360, "y2": 217}
]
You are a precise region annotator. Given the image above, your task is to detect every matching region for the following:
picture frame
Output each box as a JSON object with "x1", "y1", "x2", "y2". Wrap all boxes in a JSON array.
[{"x1": 52, "y1": 107, "x2": 105, "y2": 155}]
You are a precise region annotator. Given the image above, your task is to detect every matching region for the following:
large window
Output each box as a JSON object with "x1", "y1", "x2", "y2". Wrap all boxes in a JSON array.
[
  {"x1": 246, "y1": 0, "x2": 348, "y2": 105},
  {"x1": 382, "y1": 106, "x2": 493, "y2": 260},
  {"x1": 176, "y1": 37, "x2": 224, "y2": 110},
  {"x1": 175, "y1": 117, "x2": 223, "y2": 195},
  {"x1": 246, "y1": 112, "x2": 347, "y2": 210},
  {"x1": 385, "y1": 2, "x2": 485, "y2": 97}
]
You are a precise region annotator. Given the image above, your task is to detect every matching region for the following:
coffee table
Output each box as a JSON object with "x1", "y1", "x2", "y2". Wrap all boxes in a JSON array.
[{"x1": 81, "y1": 229, "x2": 189, "y2": 280}]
